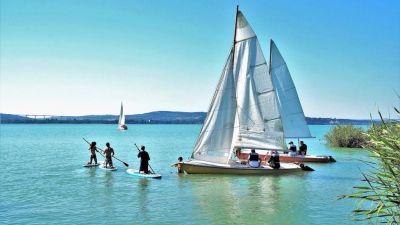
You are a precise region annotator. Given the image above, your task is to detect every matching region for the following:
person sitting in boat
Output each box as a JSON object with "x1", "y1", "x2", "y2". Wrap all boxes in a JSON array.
[
  {"x1": 268, "y1": 151, "x2": 280, "y2": 169},
  {"x1": 138, "y1": 145, "x2": 150, "y2": 174},
  {"x1": 299, "y1": 141, "x2": 308, "y2": 155},
  {"x1": 247, "y1": 149, "x2": 261, "y2": 168},
  {"x1": 87, "y1": 141, "x2": 98, "y2": 165},
  {"x1": 234, "y1": 147, "x2": 241, "y2": 159},
  {"x1": 288, "y1": 141, "x2": 297, "y2": 156},
  {"x1": 103, "y1": 142, "x2": 115, "y2": 168}
]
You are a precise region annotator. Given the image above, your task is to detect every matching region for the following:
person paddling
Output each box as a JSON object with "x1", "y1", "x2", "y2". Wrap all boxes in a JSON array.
[
  {"x1": 137, "y1": 145, "x2": 150, "y2": 174},
  {"x1": 103, "y1": 142, "x2": 115, "y2": 168},
  {"x1": 87, "y1": 141, "x2": 98, "y2": 165}
]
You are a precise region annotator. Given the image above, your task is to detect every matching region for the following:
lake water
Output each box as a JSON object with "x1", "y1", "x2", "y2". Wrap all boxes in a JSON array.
[{"x1": 0, "y1": 124, "x2": 370, "y2": 225}]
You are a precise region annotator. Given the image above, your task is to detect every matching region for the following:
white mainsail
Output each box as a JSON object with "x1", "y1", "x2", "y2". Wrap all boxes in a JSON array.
[
  {"x1": 191, "y1": 9, "x2": 309, "y2": 164},
  {"x1": 231, "y1": 12, "x2": 284, "y2": 152},
  {"x1": 118, "y1": 102, "x2": 126, "y2": 126},
  {"x1": 270, "y1": 40, "x2": 312, "y2": 138}
]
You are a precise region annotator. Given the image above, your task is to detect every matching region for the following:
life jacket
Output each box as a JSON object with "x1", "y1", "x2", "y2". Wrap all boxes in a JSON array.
[{"x1": 249, "y1": 152, "x2": 259, "y2": 161}]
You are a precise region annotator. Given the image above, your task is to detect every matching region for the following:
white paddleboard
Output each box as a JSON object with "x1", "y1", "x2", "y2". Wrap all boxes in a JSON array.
[
  {"x1": 98, "y1": 161, "x2": 117, "y2": 171},
  {"x1": 126, "y1": 168, "x2": 161, "y2": 179},
  {"x1": 83, "y1": 163, "x2": 100, "y2": 167}
]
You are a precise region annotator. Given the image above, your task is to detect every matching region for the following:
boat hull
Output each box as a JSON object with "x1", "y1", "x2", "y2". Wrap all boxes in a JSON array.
[
  {"x1": 180, "y1": 160, "x2": 309, "y2": 175},
  {"x1": 238, "y1": 153, "x2": 335, "y2": 163},
  {"x1": 118, "y1": 125, "x2": 128, "y2": 130}
]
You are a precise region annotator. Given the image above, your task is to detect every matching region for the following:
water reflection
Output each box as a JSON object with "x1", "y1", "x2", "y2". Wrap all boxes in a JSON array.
[
  {"x1": 103, "y1": 172, "x2": 114, "y2": 188},
  {"x1": 135, "y1": 179, "x2": 150, "y2": 223},
  {"x1": 86, "y1": 167, "x2": 96, "y2": 178},
  {"x1": 185, "y1": 174, "x2": 308, "y2": 224}
]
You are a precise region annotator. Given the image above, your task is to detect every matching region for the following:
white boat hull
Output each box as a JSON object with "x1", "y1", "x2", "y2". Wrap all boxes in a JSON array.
[{"x1": 181, "y1": 160, "x2": 310, "y2": 175}]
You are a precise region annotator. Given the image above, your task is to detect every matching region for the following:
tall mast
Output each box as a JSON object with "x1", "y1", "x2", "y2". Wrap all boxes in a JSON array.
[
  {"x1": 232, "y1": 5, "x2": 239, "y2": 62},
  {"x1": 269, "y1": 39, "x2": 272, "y2": 74}
]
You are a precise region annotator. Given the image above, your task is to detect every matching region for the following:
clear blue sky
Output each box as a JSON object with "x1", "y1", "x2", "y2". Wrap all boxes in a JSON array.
[{"x1": 1, "y1": 0, "x2": 399, "y2": 119}]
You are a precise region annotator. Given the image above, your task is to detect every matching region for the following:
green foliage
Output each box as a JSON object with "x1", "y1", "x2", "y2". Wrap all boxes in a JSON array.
[
  {"x1": 339, "y1": 111, "x2": 400, "y2": 224},
  {"x1": 325, "y1": 125, "x2": 367, "y2": 148}
]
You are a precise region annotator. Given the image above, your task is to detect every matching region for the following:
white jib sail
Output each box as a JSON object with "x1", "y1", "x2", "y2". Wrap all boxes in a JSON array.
[
  {"x1": 270, "y1": 40, "x2": 312, "y2": 138},
  {"x1": 191, "y1": 52, "x2": 237, "y2": 164},
  {"x1": 119, "y1": 102, "x2": 125, "y2": 126},
  {"x1": 231, "y1": 11, "x2": 285, "y2": 152}
]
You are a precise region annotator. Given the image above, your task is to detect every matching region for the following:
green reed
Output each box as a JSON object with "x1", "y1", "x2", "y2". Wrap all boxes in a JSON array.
[{"x1": 339, "y1": 110, "x2": 400, "y2": 224}]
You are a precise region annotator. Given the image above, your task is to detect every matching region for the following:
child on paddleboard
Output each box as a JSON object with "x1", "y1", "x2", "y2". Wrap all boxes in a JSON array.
[
  {"x1": 103, "y1": 143, "x2": 115, "y2": 168},
  {"x1": 88, "y1": 141, "x2": 98, "y2": 165}
]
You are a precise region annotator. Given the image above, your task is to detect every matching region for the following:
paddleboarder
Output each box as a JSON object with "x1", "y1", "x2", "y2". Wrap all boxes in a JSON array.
[
  {"x1": 87, "y1": 141, "x2": 98, "y2": 165},
  {"x1": 137, "y1": 145, "x2": 150, "y2": 174},
  {"x1": 103, "y1": 142, "x2": 115, "y2": 168}
]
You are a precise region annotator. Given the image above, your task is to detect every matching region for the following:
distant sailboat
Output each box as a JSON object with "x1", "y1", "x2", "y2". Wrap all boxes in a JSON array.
[
  {"x1": 118, "y1": 102, "x2": 128, "y2": 130},
  {"x1": 180, "y1": 7, "x2": 315, "y2": 174}
]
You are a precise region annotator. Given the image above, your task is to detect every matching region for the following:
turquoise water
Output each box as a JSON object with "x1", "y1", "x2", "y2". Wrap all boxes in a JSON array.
[{"x1": 0, "y1": 124, "x2": 370, "y2": 225}]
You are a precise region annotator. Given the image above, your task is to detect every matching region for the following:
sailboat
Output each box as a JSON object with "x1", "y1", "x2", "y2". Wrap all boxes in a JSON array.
[
  {"x1": 180, "y1": 7, "x2": 315, "y2": 175},
  {"x1": 118, "y1": 102, "x2": 128, "y2": 130}
]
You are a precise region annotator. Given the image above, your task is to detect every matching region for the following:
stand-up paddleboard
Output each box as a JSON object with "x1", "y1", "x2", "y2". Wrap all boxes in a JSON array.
[
  {"x1": 126, "y1": 168, "x2": 161, "y2": 179},
  {"x1": 83, "y1": 163, "x2": 100, "y2": 167},
  {"x1": 98, "y1": 161, "x2": 117, "y2": 171}
]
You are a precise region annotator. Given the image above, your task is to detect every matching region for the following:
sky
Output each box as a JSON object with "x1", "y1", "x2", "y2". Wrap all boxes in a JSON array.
[{"x1": 1, "y1": 0, "x2": 399, "y2": 119}]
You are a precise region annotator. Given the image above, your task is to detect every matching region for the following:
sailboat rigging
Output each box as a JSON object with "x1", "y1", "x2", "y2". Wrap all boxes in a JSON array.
[{"x1": 180, "y1": 7, "x2": 317, "y2": 174}]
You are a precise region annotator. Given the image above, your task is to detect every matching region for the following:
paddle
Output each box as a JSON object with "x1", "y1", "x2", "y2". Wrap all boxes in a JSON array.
[
  {"x1": 82, "y1": 138, "x2": 129, "y2": 167},
  {"x1": 134, "y1": 143, "x2": 155, "y2": 174}
]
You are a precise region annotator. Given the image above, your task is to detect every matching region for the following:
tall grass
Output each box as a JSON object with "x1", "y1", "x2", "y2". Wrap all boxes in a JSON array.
[
  {"x1": 339, "y1": 110, "x2": 400, "y2": 224},
  {"x1": 325, "y1": 125, "x2": 367, "y2": 148}
]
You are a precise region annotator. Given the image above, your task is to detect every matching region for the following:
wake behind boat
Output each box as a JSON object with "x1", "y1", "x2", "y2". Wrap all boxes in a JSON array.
[{"x1": 181, "y1": 7, "x2": 314, "y2": 175}]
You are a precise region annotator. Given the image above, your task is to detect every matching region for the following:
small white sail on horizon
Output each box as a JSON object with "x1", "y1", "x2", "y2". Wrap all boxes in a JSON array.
[
  {"x1": 190, "y1": 9, "x2": 310, "y2": 165},
  {"x1": 118, "y1": 102, "x2": 128, "y2": 130}
]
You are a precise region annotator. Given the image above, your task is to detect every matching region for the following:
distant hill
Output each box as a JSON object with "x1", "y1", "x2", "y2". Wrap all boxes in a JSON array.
[
  {"x1": 0, "y1": 113, "x2": 33, "y2": 122},
  {"x1": 0, "y1": 112, "x2": 391, "y2": 125},
  {"x1": 0, "y1": 111, "x2": 206, "y2": 124},
  {"x1": 127, "y1": 111, "x2": 205, "y2": 123}
]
